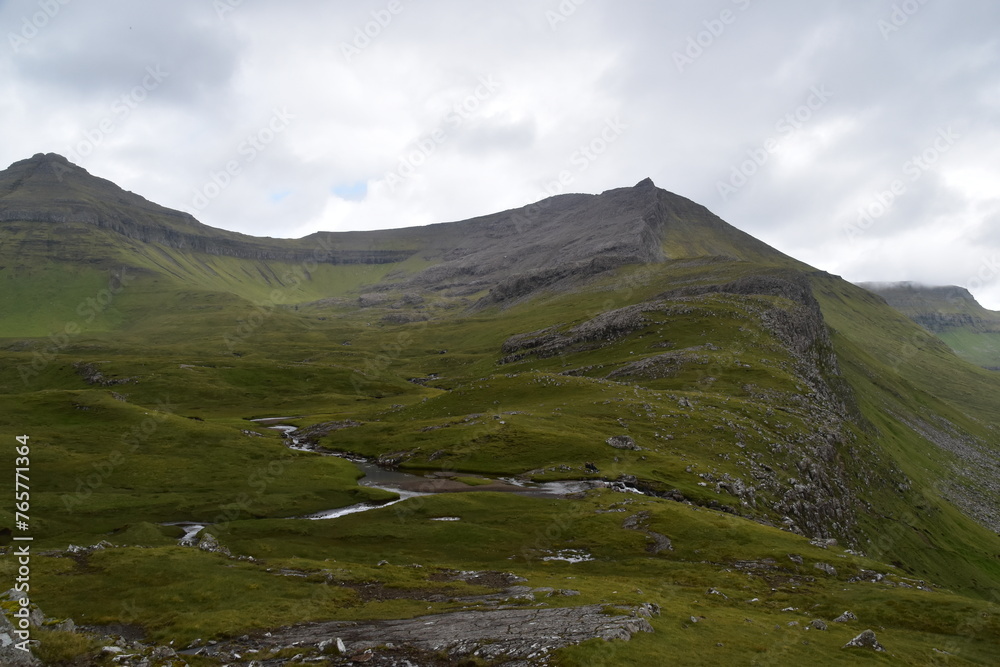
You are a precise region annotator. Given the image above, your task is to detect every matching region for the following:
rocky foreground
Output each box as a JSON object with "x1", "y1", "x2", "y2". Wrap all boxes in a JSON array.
[
  {"x1": 1, "y1": 567, "x2": 657, "y2": 666},
  {"x1": 195, "y1": 603, "x2": 656, "y2": 665}
]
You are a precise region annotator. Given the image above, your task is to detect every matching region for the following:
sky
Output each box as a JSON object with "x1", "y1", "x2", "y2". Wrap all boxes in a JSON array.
[{"x1": 3, "y1": 0, "x2": 1000, "y2": 306}]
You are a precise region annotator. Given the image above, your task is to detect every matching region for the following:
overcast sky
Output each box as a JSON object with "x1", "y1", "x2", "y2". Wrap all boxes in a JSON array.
[{"x1": 3, "y1": 0, "x2": 1000, "y2": 306}]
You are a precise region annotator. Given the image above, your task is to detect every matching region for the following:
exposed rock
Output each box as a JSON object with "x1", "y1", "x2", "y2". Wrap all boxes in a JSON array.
[
  {"x1": 646, "y1": 531, "x2": 673, "y2": 554},
  {"x1": 810, "y1": 538, "x2": 838, "y2": 549},
  {"x1": 843, "y1": 629, "x2": 885, "y2": 651},
  {"x1": 197, "y1": 533, "x2": 231, "y2": 556},
  {"x1": 809, "y1": 619, "x2": 828, "y2": 631},
  {"x1": 291, "y1": 420, "x2": 364, "y2": 445},
  {"x1": 814, "y1": 562, "x2": 837, "y2": 576},
  {"x1": 0, "y1": 609, "x2": 41, "y2": 665},
  {"x1": 833, "y1": 611, "x2": 857, "y2": 623},
  {"x1": 606, "y1": 348, "x2": 709, "y2": 381},
  {"x1": 150, "y1": 646, "x2": 177, "y2": 659},
  {"x1": 205, "y1": 604, "x2": 654, "y2": 663},
  {"x1": 73, "y1": 362, "x2": 136, "y2": 387},
  {"x1": 381, "y1": 312, "x2": 429, "y2": 324},
  {"x1": 607, "y1": 435, "x2": 640, "y2": 451}
]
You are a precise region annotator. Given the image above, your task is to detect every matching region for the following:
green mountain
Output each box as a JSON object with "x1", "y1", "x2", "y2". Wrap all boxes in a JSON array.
[
  {"x1": 860, "y1": 281, "x2": 1000, "y2": 370},
  {"x1": 1, "y1": 154, "x2": 999, "y2": 665}
]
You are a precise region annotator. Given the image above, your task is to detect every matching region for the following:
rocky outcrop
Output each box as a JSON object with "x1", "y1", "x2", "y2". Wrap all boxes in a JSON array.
[
  {"x1": 1, "y1": 589, "x2": 75, "y2": 666},
  {"x1": 607, "y1": 435, "x2": 640, "y2": 450},
  {"x1": 0, "y1": 610, "x2": 41, "y2": 666},
  {"x1": 843, "y1": 629, "x2": 885, "y2": 652},
  {"x1": 199, "y1": 604, "x2": 656, "y2": 664},
  {"x1": 73, "y1": 362, "x2": 136, "y2": 387}
]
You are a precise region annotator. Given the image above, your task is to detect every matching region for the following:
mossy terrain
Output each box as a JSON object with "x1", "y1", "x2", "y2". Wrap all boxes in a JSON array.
[{"x1": 1, "y1": 166, "x2": 999, "y2": 663}]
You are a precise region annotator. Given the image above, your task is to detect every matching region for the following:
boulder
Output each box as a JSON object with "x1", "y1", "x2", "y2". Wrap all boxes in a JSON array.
[
  {"x1": 843, "y1": 629, "x2": 885, "y2": 652},
  {"x1": 607, "y1": 435, "x2": 640, "y2": 450},
  {"x1": 814, "y1": 562, "x2": 837, "y2": 576},
  {"x1": 0, "y1": 609, "x2": 42, "y2": 665},
  {"x1": 197, "y1": 532, "x2": 232, "y2": 556}
]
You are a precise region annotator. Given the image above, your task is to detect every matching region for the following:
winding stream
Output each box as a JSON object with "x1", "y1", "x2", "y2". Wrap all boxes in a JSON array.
[
  {"x1": 267, "y1": 423, "x2": 610, "y2": 515},
  {"x1": 166, "y1": 420, "x2": 617, "y2": 543}
]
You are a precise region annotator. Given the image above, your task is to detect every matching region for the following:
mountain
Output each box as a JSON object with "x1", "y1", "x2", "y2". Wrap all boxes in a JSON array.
[
  {"x1": 860, "y1": 281, "x2": 1000, "y2": 369},
  {"x1": 2, "y1": 155, "x2": 999, "y2": 665}
]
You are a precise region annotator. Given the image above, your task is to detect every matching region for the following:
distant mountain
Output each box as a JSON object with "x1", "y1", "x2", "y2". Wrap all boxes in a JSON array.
[
  {"x1": 860, "y1": 281, "x2": 1000, "y2": 369},
  {"x1": 0, "y1": 154, "x2": 796, "y2": 302}
]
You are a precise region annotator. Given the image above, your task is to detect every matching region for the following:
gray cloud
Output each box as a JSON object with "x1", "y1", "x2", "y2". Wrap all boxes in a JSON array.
[{"x1": 3, "y1": 0, "x2": 1000, "y2": 305}]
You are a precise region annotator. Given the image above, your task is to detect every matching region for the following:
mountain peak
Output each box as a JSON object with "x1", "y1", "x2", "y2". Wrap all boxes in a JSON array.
[
  {"x1": 25, "y1": 152, "x2": 71, "y2": 164},
  {"x1": 634, "y1": 177, "x2": 655, "y2": 188}
]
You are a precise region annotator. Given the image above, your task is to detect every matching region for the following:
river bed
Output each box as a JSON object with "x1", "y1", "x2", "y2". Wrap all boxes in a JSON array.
[{"x1": 166, "y1": 420, "x2": 616, "y2": 542}]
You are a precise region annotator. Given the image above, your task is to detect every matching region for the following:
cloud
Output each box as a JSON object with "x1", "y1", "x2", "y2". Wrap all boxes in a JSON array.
[{"x1": 1, "y1": 0, "x2": 1000, "y2": 304}]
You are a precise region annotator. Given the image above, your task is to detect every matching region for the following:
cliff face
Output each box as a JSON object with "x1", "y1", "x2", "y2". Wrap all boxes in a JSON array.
[
  {"x1": 858, "y1": 281, "x2": 1000, "y2": 369},
  {"x1": 859, "y1": 282, "x2": 1000, "y2": 333}
]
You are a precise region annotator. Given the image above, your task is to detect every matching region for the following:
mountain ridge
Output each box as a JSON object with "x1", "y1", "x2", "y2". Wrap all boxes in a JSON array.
[
  {"x1": 0, "y1": 153, "x2": 800, "y2": 304},
  {"x1": 860, "y1": 280, "x2": 1000, "y2": 369}
]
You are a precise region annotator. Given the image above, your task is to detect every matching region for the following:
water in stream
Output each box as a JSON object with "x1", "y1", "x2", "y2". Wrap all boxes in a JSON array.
[{"x1": 165, "y1": 421, "x2": 616, "y2": 542}]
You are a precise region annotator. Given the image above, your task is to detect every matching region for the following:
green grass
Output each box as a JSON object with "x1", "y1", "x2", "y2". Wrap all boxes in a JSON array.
[{"x1": 2, "y1": 239, "x2": 1000, "y2": 663}]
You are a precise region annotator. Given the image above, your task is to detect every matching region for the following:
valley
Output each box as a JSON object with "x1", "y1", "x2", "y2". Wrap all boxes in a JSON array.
[{"x1": 1, "y1": 154, "x2": 999, "y2": 665}]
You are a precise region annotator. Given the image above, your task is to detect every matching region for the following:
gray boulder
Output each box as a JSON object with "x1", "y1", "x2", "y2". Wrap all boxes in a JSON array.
[
  {"x1": 814, "y1": 562, "x2": 837, "y2": 576},
  {"x1": 0, "y1": 609, "x2": 41, "y2": 665},
  {"x1": 607, "y1": 435, "x2": 640, "y2": 450},
  {"x1": 843, "y1": 629, "x2": 885, "y2": 652}
]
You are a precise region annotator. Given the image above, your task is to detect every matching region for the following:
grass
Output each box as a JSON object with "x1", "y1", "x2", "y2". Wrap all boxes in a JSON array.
[{"x1": 1, "y1": 231, "x2": 999, "y2": 663}]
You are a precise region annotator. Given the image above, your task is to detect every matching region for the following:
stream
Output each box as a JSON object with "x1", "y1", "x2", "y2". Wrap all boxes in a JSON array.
[
  {"x1": 266, "y1": 423, "x2": 611, "y2": 515},
  {"x1": 165, "y1": 419, "x2": 620, "y2": 543}
]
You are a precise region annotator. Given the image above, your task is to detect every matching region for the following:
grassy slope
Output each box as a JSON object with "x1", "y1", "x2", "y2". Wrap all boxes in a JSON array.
[
  {"x1": 859, "y1": 282, "x2": 1000, "y2": 369},
  {"x1": 811, "y1": 274, "x2": 1000, "y2": 594},
  {"x1": 1, "y1": 249, "x2": 999, "y2": 662}
]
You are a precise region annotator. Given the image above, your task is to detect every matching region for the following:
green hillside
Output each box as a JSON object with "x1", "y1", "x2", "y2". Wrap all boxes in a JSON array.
[
  {"x1": 1, "y1": 156, "x2": 999, "y2": 665},
  {"x1": 860, "y1": 281, "x2": 1000, "y2": 369}
]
